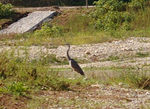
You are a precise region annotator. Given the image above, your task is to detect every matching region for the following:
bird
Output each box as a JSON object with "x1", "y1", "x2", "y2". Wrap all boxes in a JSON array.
[{"x1": 66, "y1": 44, "x2": 85, "y2": 76}]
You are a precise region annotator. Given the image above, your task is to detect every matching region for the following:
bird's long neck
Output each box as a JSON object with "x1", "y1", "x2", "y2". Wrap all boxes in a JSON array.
[{"x1": 67, "y1": 45, "x2": 71, "y2": 60}]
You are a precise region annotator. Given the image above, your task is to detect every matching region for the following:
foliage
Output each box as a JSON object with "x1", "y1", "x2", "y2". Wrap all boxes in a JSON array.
[
  {"x1": 91, "y1": 0, "x2": 133, "y2": 31},
  {"x1": 34, "y1": 23, "x2": 63, "y2": 37},
  {"x1": 0, "y1": 51, "x2": 96, "y2": 96},
  {"x1": 108, "y1": 70, "x2": 150, "y2": 90},
  {"x1": 39, "y1": 72, "x2": 70, "y2": 91},
  {"x1": 0, "y1": 3, "x2": 13, "y2": 18},
  {"x1": 129, "y1": 0, "x2": 146, "y2": 10},
  {"x1": 8, "y1": 82, "x2": 28, "y2": 96}
]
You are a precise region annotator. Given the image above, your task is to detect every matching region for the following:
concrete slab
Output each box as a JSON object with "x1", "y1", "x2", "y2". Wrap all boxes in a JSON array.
[{"x1": 0, "y1": 11, "x2": 57, "y2": 34}]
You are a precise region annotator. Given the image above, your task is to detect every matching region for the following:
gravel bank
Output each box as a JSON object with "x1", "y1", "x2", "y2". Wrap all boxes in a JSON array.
[{"x1": 1, "y1": 37, "x2": 150, "y2": 68}]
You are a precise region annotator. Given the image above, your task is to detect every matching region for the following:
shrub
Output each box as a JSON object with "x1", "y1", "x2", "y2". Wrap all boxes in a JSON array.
[
  {"x1": 34, "y1": 23, "x2": 63, "y2": 37},
  {"x1": 0, "y1": 3, "x2": 13, "y2": 18},
  {"x1": 8, "y1": 82, "x2": 28, "y2": 96},
  {"x1": 129, "y1": 0, "x2": 146, "y2": 10},
  {"x1": 91, "y1": 0, "x2": 133, "y2": 31}
]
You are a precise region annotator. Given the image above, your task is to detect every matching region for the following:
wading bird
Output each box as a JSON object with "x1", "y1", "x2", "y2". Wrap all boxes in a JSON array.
[{"x1": 66, "y1": 44, "x2": 85, "y2": 76}]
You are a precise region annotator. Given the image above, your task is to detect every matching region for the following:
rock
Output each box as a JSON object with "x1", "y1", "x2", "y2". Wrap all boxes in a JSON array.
[{"x1": 85, "y1": 51, "x2": 91, "y2": 55}]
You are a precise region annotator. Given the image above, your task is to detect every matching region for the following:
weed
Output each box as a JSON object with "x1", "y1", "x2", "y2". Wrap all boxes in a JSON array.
[
  {"x1": 107, "y1": 71, "x2": 150, "y2": 90},
  {"x1": 106, "y1": 56, "x2": 120, "y2": 61},
  {"x1": 0, "y1": 51, "x2": 97, "y2": 97},
  {"x1": 7, "y1": 82, "x2": 28, "y2": 96},
  {"x1": 0, "y1": 87, "x2": 8, "y2": 93}
]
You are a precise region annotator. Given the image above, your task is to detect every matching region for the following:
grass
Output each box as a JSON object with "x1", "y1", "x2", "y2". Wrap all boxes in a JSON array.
[
  {"x1": 49, "y1": 65, "x2": 150, "y2": 90},
  {"x1": 0, "y1": 5, "x2": 150, "y2": 47},
  {"x1": 0, "y1": 51, "x2": 150, "y2": 108},
  {"x1": 105, "y1": 56, "x2": 120, "y2": 61},
  {"x1": 0, "y1": 51, "x2": 97, "y2": 96},
  {"x1": 111, "y1": 72, "x2": 150, "y2": 90},
  {"x1": 32, "y1": 54, "x2": 69, "y2": 65},
  {"x1": 1, "y1": 6, "x2": 149, "y2": 46},
  {"x1": 136, "y1": 52, "x2": 149, "y2": 58},
  {"x1": 0, "y1": 48, "x2": 149, "y2": 97},
  {"x1": 26, "y1": 65, "x2": 150, "y2": 108},
  {"x1": 0, "y1": 8, "x2": 117, "y2": 46},
  {"x1": 0, "y1": 5, "x2": 150, "y2": 109},
  {"x1": 96, "y1": 66, "x2": 150, "y2": 90}
]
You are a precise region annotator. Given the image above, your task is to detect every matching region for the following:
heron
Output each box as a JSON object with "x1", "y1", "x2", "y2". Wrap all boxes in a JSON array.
[{"x1": 66, "y1": 44, "x2": 85, "y2": 76}]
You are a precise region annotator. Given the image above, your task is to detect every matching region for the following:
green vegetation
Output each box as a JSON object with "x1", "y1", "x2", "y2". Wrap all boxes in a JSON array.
[
  {"x1": 0, "y1": 52, "x2": 96, "y2": 97},
  {"x1": 91, "y1": 0, "x2": 133, "y2": 31},
  {"x1": 108, "y1": 70, "x2": 150, "y2": 90},
  {"x1": 2, "y1": 0, "x2": 146, "y2": 46},
  {"x1": 0, "y1": 3, "x2": 13, "y2": 18},
  {"x1": 136, "y1": 52, "x2": 149, "y2": 58},
  {"x1": 34, "y1": 23, "x2": 63, "y2": 38},
  {"x1": 12, "y1": 9, "x2": 116, "y2": 46},
  {"x1": 7, "y1": 82, "x2": 28, "y2": 96},
  {"x1": 91, "y1": 0, "x2": 148, "y2": 31},
  {"x1": 83, "y1": 66, "x2": 150, "y2": 90},
  {"x1": 0, "y1": 1, "x2": 150, "y2": 108},
  {"x1": 0, "y1": 0, "x2": 149, "y2": 46},
  {"x1": 105, "y1": 56, "x2": 120, "y2": 61}
]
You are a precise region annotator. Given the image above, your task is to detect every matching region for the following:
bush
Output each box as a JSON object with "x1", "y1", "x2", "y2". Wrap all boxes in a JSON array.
[
  {"x1": 0, "y1": 3, "x2": 13, "y2": 18},
  {"x1": 91, "y1": 0, "x2": 133, "y2": 31},
  {"x1": 129, "y1": 0, "x2": 146, "y2": 10},
  {"x1": 8, "y1": 82, "x2": 28, "y2": 96},
  {"x1": 34, "y1": 23, "x2": 63, "y2": 37}
]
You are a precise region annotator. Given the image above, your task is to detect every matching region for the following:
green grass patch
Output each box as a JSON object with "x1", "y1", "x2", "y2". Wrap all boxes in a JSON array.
[
  {"x1": 1, "y1": 3, "x2": 150, "y2": 46},
  {"x1": 10, "y1": 8, "x2": 117, "y2": 46},
  {"x1": 112, "y1": 72, "x2": 150, "y2": 90},
  {"x1": 136, "y1": 52, "x2": 149, "y2": 58},
  {"x1": 105, "y1": 56, "x2": 120, "y2": 61},
  {"x1": 97, "y1": 67, "x2": 150, "y2": 90},
  {"x1": 31, "y1": 54, "x2": 68, "y2": 66},
  {"x1": 11, "y1": 6, "x2": 150, "y2": 46},
  {"x1": 0, "y1": 51, "x2": 97, "y2": 97}
]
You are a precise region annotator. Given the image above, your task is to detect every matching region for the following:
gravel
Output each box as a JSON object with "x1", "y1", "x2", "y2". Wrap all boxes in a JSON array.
[
  {"x1": 38, "y1": 85, "x2": 150, "y2": 109},
  {"x1": 1, "y1": 37, "x2": 150, "y2": 68}
]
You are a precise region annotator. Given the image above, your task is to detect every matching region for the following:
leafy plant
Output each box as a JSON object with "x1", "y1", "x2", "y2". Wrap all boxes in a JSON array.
[
  {"x1": 34, "y1": 23, "x2": 63, "y2": 37},
  {"x1": 0, "y1": 3, "x2": 13, "y2": 18},
  {"x1": 91, "y1": 0, "x2": 133, "y2": 31},
  {"x1": 129, "y1": 0, "x2": 146, "y2": 10},
  {"x1": 8, "y1": 82, "x2": 28, "y2": 96}
]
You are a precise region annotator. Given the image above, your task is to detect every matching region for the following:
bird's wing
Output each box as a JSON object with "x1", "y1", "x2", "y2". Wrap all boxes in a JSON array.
[{"x1": 70, "y1": 59, "x2": 85, "y2": 76}]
